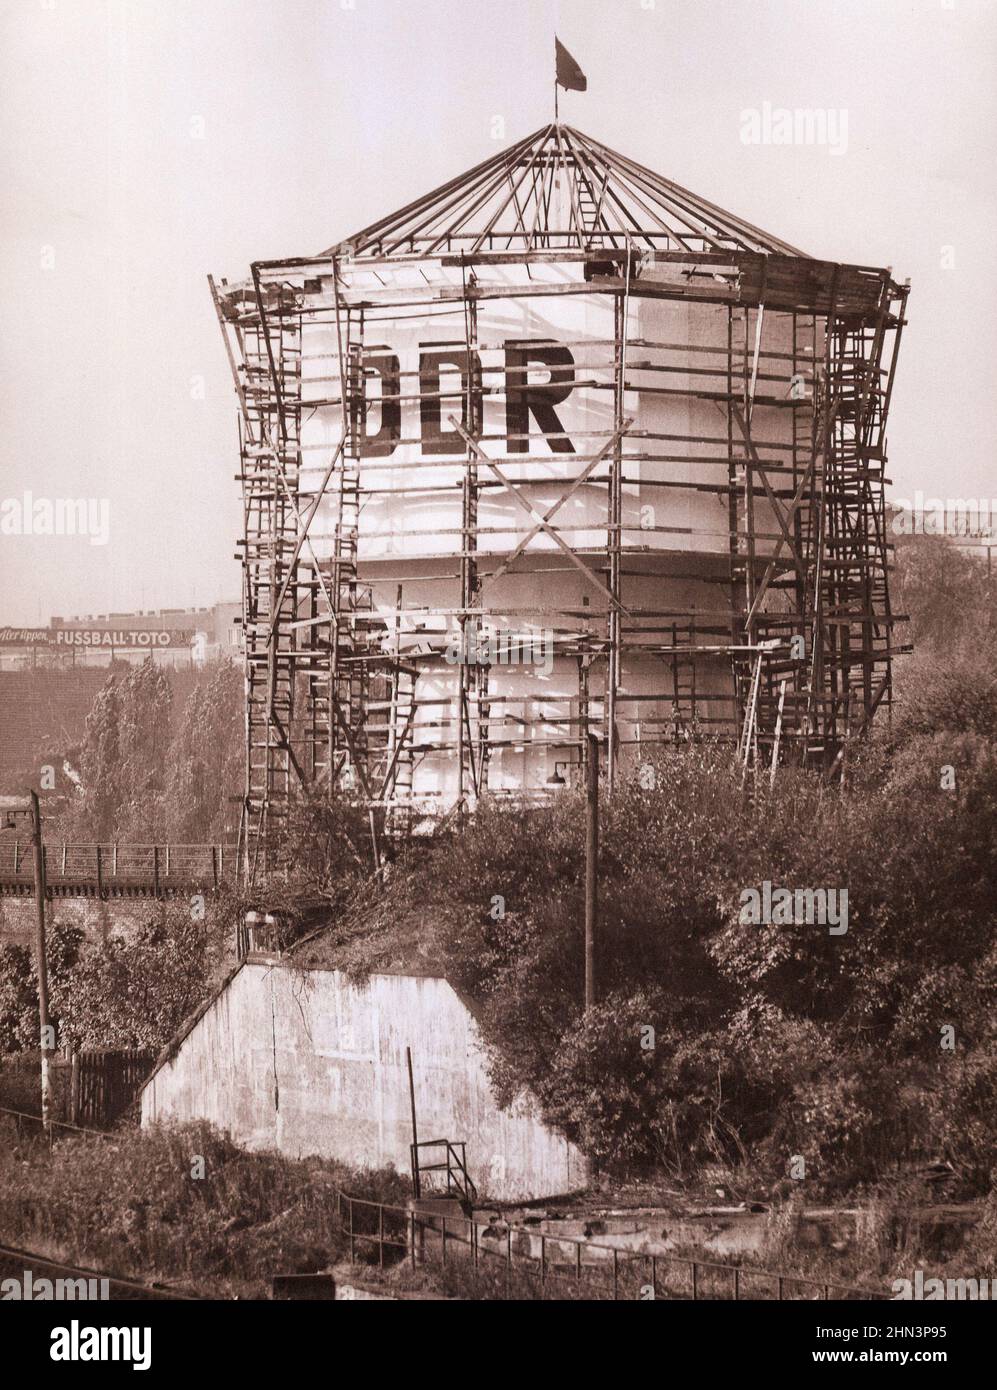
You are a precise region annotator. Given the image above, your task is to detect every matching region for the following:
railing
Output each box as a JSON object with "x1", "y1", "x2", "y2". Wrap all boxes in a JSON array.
[
  {"x1": 339, "y1": 1189, "x2": 888, "y2": 1302},
  {"x1": 411, "y1": 1139, "x2": 478, "y2": 1206},
  {"x1": 0, "y1": 842, "x2": 237, "y2": 896}
]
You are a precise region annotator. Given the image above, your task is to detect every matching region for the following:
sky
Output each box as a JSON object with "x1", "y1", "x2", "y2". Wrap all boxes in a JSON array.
[{"x1": 0, "y1": 0, "x2": 994, "y2": 625}]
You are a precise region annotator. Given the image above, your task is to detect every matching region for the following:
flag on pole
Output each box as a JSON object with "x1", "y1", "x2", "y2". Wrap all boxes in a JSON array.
[{"x1": 555, "y1": 37, "x2": 587, "y2": 92}]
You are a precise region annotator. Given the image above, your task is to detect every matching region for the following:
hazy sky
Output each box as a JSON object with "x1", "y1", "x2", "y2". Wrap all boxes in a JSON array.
[{"x1": 1, "y1": 0, "x2": 994, "y2": 624}]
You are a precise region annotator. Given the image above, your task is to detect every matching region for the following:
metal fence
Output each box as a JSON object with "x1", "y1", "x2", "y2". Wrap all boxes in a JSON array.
[
  {"x1": 339, "y1": 1190, "x2": 888, "y2": 1302},
  {"x1": 0, "y1": 842, "x2": 237, "y2": 894}
]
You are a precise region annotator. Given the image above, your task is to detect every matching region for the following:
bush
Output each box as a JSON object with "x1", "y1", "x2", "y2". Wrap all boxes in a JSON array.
[
  {"x1": 0, "y1": 1120, "x2": 408, "y2": 1297},
  {"x1": 342, "y1": 716, "x2": 997, "y2": 1195}
]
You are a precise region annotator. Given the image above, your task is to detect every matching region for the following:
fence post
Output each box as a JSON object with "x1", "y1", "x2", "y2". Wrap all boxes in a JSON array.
[
  {"x1": 70, "y1": 1051, "x2": 80, "y2": 1127},
  {"x1": 613, "y1": 1249, "x2": 619, "y2": 1301},
  {"x1": 13, "y1": 840, "x2": 19, "y2": 874},
  {"x1": 410, "y1": 1211, "x2": 417, "y2": 1270},
  {"x1": 378, "y1": 1204, "x2": 384, "y2": 1269},
  {"x1": 112, "y1": 843, "x2": 118, "y2": 876},
  {"x1": 347, "y1": 1198, "x2": 354, "y2": 1264},
  {"x1": 692, "y1": 1260, "x2": 698, "y2": 1301},
  {"x1": 540, "y1": 1235, "x2": 546, "y2": 1293},
  {"x1": 95, "y1": 845, "x2": 103, "y2": 897},
  {"x1": 153, "y1": 846, "x2": 160, "y2": 898},
  {"x1": 441, "y1": 1216, "x2": 447, "y2": 1267},
  {"x1": 212, "y1": 845, "x2": 219, "y2": 891},
  {"x1": 734, "y1": 1267, "x2": 740, "y2": 1301},
  {"x1": 165, "y1": 844, "x2": 171, "y2": 878},
  {"x1": 61, "y1": 842, "x2": 67, "y2": 875}
]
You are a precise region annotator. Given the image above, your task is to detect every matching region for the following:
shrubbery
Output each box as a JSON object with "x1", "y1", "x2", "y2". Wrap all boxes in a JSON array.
[
  {"x1": 354, "y1": 699, "x2": 997, "y2": 1194},
  {"x1": 0, "y1": 1120, "x2": 408, "y2": 1297}
]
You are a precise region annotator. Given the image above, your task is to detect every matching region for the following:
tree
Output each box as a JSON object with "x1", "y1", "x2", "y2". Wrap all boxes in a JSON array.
[
  {"x1": 163, "y1": 661, "x2": 243, "y2": 842},
  {"x1": 52, "y1": 899, "x2": 233, "y2": 1053},
  {"x1": 0, "y1": 922, "x2": 82, "y2": 1056},
  {"x1": 893, "y1": 534, "x2": 995, "y2": 650},
  {"x1": 56, "y1": 658, "x2": 243, "y2": 844}
]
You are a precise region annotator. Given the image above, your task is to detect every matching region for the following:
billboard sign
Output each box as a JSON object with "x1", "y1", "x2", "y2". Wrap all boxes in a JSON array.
[{"x1": 0, "y1": 626, "x2": 194, "y2": 649}]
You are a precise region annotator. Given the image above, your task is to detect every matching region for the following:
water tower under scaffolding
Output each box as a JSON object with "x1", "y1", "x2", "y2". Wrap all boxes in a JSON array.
[{"x1": 211, "y1": 124, "x2": 908, "y2": 877}]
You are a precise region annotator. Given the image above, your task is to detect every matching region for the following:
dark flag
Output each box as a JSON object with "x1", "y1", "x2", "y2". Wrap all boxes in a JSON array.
[{"x1": 555, "y1": 37, "x2": 587, "y2": 92}]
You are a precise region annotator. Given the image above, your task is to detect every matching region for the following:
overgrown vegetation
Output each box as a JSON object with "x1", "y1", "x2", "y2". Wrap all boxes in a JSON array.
[
  {"x1": 0, "y1": 1119, "x2": 408, "y2": 1298},
  {"x1": 330, "y1": 726, "x2": 996, "y2": 1196},
  {"x1": 0, "y1": 895, "x2": 240, "y2": 1064}
]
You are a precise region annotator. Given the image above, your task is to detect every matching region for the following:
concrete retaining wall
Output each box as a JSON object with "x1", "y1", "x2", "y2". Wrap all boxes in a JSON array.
[{"x1": 140, "y1": 962, "x2": 584, "y2": 1202}]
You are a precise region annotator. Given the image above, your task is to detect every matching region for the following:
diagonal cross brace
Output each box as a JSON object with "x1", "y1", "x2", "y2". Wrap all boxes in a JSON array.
[
  {"x1": 268, "y1": 439, "x2": 345, "y2": 642},
  {"x1": 484, "y1": 422, "x2": 632, "y2": 588},
  {"x1": 450, "y1": 419, "x2": 633, "y2": 617}
]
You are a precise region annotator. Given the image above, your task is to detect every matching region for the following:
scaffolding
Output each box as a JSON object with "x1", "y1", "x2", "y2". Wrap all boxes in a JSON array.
[{"x1": 210, "y1": 125, "x2": 909, "y2": 879}]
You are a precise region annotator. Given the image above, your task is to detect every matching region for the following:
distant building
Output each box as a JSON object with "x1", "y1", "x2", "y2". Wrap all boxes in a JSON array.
[{"x1": 0, "y1": 601, "x2": 242, "y2": 672}]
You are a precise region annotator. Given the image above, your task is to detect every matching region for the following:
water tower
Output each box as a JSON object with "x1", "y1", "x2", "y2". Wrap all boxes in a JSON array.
[{"x1": 211, "y1": 125, "x2": 908, "y2": 875}]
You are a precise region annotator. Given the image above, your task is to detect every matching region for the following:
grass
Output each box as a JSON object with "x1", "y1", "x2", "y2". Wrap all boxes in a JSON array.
[{"x1": 0, "y1": 1117, "x2": 409, "y2": 1299}]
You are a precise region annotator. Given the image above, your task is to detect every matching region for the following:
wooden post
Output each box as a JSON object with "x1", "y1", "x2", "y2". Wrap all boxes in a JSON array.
[
  {"x1": 770, "y1": 678, "x2": 787, "y2": 789},
  {"x1": 585, "y1": 732, "x2": 599, "y2": 1011},
  {"x1": 406, "y1": 1046, "x2": 420, "y2": 1198},
  {"x1": 28, "y1": 792, "x2": 52, "y2": 1135},
  {"x1": 70, "y1": 1051, "x2": 80, "y2": 1127}
]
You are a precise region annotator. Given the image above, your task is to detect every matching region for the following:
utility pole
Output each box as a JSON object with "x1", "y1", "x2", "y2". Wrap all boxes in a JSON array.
[
  {"x1": 0, "y1": 793, "x2": 52, "y2": 1132},
  {"x1": 585, "y1": 732, "x2": 600, "y2": 1011},
  {"x1": 29, "y1": 792, "x2": 52, "y2": 1133}
]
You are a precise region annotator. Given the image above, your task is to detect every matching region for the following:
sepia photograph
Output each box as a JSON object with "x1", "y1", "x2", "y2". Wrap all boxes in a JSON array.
[{"x1": 0, "y1": 0, "x2": 994, "y2": 1366}]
